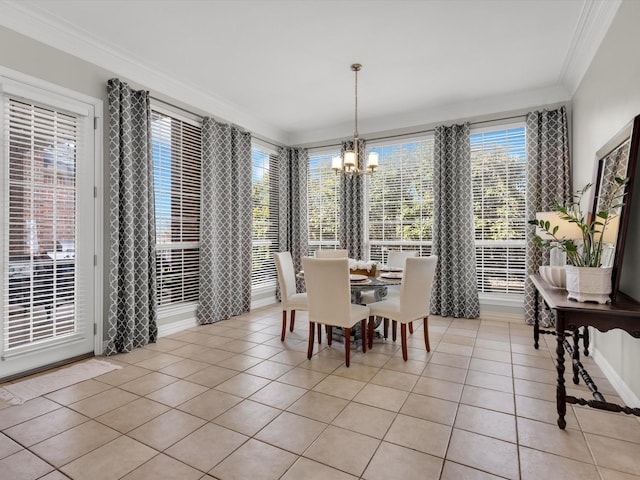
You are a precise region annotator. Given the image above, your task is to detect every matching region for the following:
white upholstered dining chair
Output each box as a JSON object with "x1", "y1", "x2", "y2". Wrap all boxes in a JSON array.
[
  {"x1": 366, "y1": 256, "x2": 438, "y2": 360},
  {"x1": 274, "y1": 252, "x2": 308, "y2": 341},
  {"x1": 302, "y1": 257, "x2": 370, "y2": 367},
  {"x1": 315, "y1": 249, "x2": 348, "y2": 258}
]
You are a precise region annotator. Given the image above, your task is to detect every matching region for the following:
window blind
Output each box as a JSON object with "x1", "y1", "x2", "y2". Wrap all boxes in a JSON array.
[
  {"x1": 471, "y1": 126, "x2": 526, "y2": 295},
  {"x1": 251, "y1": 147, "x2": 279, "y2": 288},
  {"x1": 151, "y1": 110, "x2": 201, "y2": 307},
  {"x1": 4, "y1": 98, "x2": 78, "y2": 348},
  {"x1": 367, "y1": 139, "x2": 434, "y2": 263},
  {"x1": 308, "y1": 151, "x2": 341, "y2": 255}
]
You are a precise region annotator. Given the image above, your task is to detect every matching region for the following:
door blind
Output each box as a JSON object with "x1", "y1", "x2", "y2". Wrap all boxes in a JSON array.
[{"x1": 4, "y1": 98, "x2": 78, "y2": 349}]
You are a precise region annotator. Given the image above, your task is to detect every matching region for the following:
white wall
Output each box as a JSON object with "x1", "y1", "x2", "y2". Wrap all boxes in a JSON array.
[{"x1": 572, "y1": 0, "x2": 640, "y2": 404}]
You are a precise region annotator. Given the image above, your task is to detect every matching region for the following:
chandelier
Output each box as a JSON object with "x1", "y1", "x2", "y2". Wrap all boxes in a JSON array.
[{"x1": 332, "y1": 63, "x2": 379, "y2": 175}]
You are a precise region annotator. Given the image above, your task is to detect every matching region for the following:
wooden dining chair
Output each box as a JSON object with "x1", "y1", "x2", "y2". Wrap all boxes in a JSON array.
[
  {"x1": 315, "y1": 249, "x2": 348, "y2": 258},
  {"x1": 366, "y1": 256, "x2": 438, "y2": 360},
  {"x1": 302, "y1": 257, "x2": 370, "y2": 367},
  {"x1": 274, "y1": 252, "x2": 308, "y2": 341}
]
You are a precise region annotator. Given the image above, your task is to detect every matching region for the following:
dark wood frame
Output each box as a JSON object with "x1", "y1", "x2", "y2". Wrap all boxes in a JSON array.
[{"x1": 590, "y1": 114, "x2": 640, "y2": 302}]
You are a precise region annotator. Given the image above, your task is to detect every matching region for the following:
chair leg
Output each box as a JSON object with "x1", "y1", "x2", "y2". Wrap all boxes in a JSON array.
[
  {"x1": 327, "y1": 326, "x2": 333, "y2": 345},
  {"x1": 401, "y1": 323, "x2": 408, "y2": 361},
  {"x1": 344, "y1": 327, "x2": 351, "y2": 367},
  {"x1": 290, "y1": 309, "x2": 296, "y2": 332},
  {"x1": 368, "y1": 316, "x2": 374, "y2": 350},
  {"x1": 281, "y1": 310, "x2": 287, "y2": 342},
  {"x1": 423, "y1": 316, "x2": 431, "y2": 352},
  {"x1": 307, "y1": 321, "x2": 316, "y2": 359},
  {"x1": 361, "y1": 319, "x2": 367, "y2": 353},
  {"x1": 383, "y1": 318, "x2": 389, "y2": 339},
  {"x1": 408, "y1": 321, "x2": 414, "y2": 334},
  {"x1": 317, "y1": 323, "x2": 322, "y2": 344},
  {"x1": 392, "y1": 320, "x2": 397, "y2": 341}
]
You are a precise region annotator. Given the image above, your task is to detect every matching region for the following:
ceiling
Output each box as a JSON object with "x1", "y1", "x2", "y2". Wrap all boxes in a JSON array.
[{"x1": 0, "y1": 0, "x2": 622, "y2": 145}]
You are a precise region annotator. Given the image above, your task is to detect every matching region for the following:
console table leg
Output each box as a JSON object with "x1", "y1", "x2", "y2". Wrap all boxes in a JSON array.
[
  {"x1": 534, "y1": 290, "x2": 540, "y2": 349},
  {"x1": 556, "y1": 315, "x2": 567, "y2": 429},
  {"x1": 572, "y1": 330, "x2": 580, "y2": 385},
  {"x1": 583, "y1": 326, "x2": 590, "y2": 356}
]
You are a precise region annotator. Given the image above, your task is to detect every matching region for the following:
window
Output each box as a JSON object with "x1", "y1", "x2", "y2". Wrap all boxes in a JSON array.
[
  {"x1": 367, "y1": 138, "x2": 434, "y2": 263},
  {"x1": 471, "y1": 125, "x2": 526, "y2": 295},
  {"x1": 251, "y1": 146, "x2": 279, "y2": 289},
  {"x1": 308, "y1": 151, "x2": 341, "y2": 255},
  {"x1": 151, "y1": 110, "x2": 201, "y2": 308}
]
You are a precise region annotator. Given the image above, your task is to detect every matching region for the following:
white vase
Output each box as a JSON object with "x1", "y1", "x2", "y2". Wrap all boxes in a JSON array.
[{"x1": 565, "y1": 266, "x2": 612, "y2": 304}]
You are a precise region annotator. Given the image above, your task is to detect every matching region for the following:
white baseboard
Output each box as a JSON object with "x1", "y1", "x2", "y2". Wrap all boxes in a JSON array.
[
  {"x1": 158, "y1": 317, "x2": 198, "y2": 337},
  {"x1": 251, "y1": 297, "x2": 278, "y2": 309},
  {"x1": 592, "y1": 347, "x2": 640, "y2": 407}
]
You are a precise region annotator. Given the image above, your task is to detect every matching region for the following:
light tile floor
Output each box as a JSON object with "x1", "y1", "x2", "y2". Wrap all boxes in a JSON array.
[{"x1": 2, "y1": 306, "x2": 640, "y2": 479}]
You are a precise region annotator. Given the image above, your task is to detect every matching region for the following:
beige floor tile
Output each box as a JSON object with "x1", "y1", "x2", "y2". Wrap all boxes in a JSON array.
[
  {"x1": 382, "y1": 357, "x2": 426, "y2": 375},
  {"x1": 436, "y1": 342, "x2": 473, "y2": 357},
  {"x1": 574, "y1": 408, "x2": 640, "y2": 444},
  {"x1": 37, "y1": 471, "x2": 70, "y2": 480},
  {"x1": 243, "y1": 344, "x2": 284, "y2": 360},
  {"x1": 303, "y1": 425, "x2": 380, "y2": 477},
  {"x1": 513, "y1": 377, "x2": 557, "y2": 401},
  {"x1": 210, "y1": 438, "x2": 297, "y2": 480},
  {"x1": 586, "y1": 433, "x2": 640, "y2": 476},
  {"x1": 134, "y1": 353, "x2": 184, "y2": 371},
  {"x1": 513, "y1": 364, "x2": 557, "y2": 384},
  {"x1": 519, "y1": 446, "x2": 599, "y2": 480},
  {"x1": 177, "y1": 388, "x2": 242, "y2": 420},
  {"x1": 474, "y1": 338, "x2": 511, "y2": 352},
  {"x1": 287, "y1": 391, "x2": 349, "y2": 423},
  {"x1": 0, "y1": 432, "x2": 22, "y2": 460},
  {"x1": 68, "y1": 387, "x2": 138, "y2": 418},
  {"x1": 95, "y1": 397, "x2": 169, "y2": 433},
  {"x1": 110, "y1": 348, "x2": 159, "y2": 364},
  {"x1": 363, "y1": 441, "x2": 443, "y2": 480},
  {"x1": 514, "y1": 395, "x2": 574, "y2": 429},
  {"x1": 219, "y1": 339, "x2": 260, "y2": 353},
  {"x1": 353, "y1": 383, "x2": 409, "y2": 412},
  {"x1": 42, "y1": 379, "x2": 114, "y2": 406},
  {"x1": 312, "y1": 375, "x2": 366, "y2": 400},
  {"x1": 276, "y1": 367, "x2": 327, "y2": 389},
  {"x1": 255, "y1": 411, "x2": 326, "y2": 454},
  {"x1": 127, "y1": 409, "x2": 206, "y2": 451},
  {"x1": 332, "y1": 363, "x2": 380, "y2": 382},
  {"x1": 249, "y1": 381, "x2": 307, "y2": 409},
  {"x1": 94, "y1": 365, "x2": 151, "y2": 386},
  {"x1": 158, "y1": 358, "x2": 210, "y2": 378},
  {"x1": 465, "y1": 370, "x2": 514, "y2": 394},
  {"x1": 446, "y1": 428, "x2": 519, "y2": 479},
  {"x1": 165, "y1": 423, "x2": 248, "y2": 472},
  {"x1": 213, "y1": 399, "x2": 281, "y2": 436},
  {"x1": 30, "y1": 420, "x2": 120, "y2": 467},
  {"x1": 119, "y1": 372, "x2": 179, "y2": 396},
  {"x1": 511, "y1": 352, "x2": 556, "y2": 370},
  {"x1": 267, "y1": 349, "x2": 309, "y2": 366},
  {"x1": 145, "y1": 379, "x2": 208, "y2": 407},
  {"x1": 332, "y1": 402, "x2": 396, "y2": 439},
  {"x1": 245, "y1": 360, "x2": 294, "y2": 380},
  {"x1": 189, "y1": 348, "x2": 237, "y2": 364},
  {"x1": 413, "y1": 376, "x2": 464, "y2": 402},
  {"x1": 4, "y1": 407, "x2": 88, "y2": 446},
  {"x1": 303, "y1": 355, "x2": 346, "y2": 373},
  {"x1": 280, "y1": 457, "x2": 358, "y2": 480},
  {"x1": 440, "y1": 460, "x2": 505, "y2": 479},
  {"x1": 167, "y1": 343, "x2": 212, "y2": 359},
  {"x1": 121, "y1": 453, "x2": 203, "y2": 480},
  {"x1": 441, "y1": 333, "x2": 476, "y2": 346},
  {"x1": 143, "y1": 338, "x2": 187, "y2": 352},
  {"x1": 460, "y1": 385, "x2": 515, "y2": 414},
  {"x1": 400, "y1": 392, "x2": 458, "y2": 426},
  {"x1": 0, "y1": 449, "x2": 54, "y2": 479},
  {"x1": 469, "y1": 357, "x2": 513, "y2": 377},
  {"x1": 60, "y1": 436, "x2": 157, "y2": 480},
  {"x1": 454, "y1": 404, "x2": 516, "y2": 443},
  {"x1": 184, "y1": 364, "x2": 238, "y2": 387},
  {"x1": 370, "y1": 369, "x2": 419, "y2": 392},
  {"x1": 421, "y1": 363, "x2": 467, "y2": 384},
  {"x1": 350, "y1": 351, "x2": 393, "y2": 368},
  {"x1": 429, "y1": 352, "x2": 471, "y2": 369},
  {"x1": 385, "y1": 413, "x2": 451, "y2": 457},
  {"x1": 0, "y1": 397, "x2": 59, "y2": 428},
  {"x1": 472, "y1": 347, "x2": 512, "y2": 363},
  {"x1": 218, "y1": 354, "x2": 265, "y2": 371},
  {"x1": 215, "y1": 372, "x2": 272, "y2": 398},
  {"x1": 599, "y1": 467, "x2": 640, "y2": 480},
  {"x1": 517, "y1": 417, "x2": 593, "y2": 463}
]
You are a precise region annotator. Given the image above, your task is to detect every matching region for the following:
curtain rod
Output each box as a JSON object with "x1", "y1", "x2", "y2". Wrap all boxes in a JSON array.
[
  {"x1": 149, "y1": 95, "x2": 284, "y2": 150},
  {"x1": 308, "y1": 113, "x2": 528, "y2": 150}
]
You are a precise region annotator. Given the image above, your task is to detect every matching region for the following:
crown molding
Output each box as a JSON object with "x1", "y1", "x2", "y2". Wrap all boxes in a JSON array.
[
  {"x1": 0, "y1": 0, "x2": 288, "y2": 144},
  {"x1": 559, "y1": 0, "x2": 622, "y2": 95}
]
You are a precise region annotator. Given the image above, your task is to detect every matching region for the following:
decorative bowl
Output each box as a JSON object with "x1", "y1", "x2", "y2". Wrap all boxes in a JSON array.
[{"x1": 539, "y1": 265, "x2": 566, "y2": 289}]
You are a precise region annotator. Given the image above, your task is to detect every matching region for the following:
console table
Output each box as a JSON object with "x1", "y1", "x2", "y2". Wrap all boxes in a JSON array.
[{"x1": 530, "y1": 274, "x2": 640, "y2": 429}]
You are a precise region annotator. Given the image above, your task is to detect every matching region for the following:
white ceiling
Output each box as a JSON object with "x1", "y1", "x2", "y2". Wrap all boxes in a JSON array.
[{"x1": 0, "y1": 0, "x2": 621, "y2": 145}]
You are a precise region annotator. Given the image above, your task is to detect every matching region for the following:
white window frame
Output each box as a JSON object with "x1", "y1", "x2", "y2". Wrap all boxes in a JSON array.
[{"x1": 308, "y1": 147, "x2": 341, "y2": 255}]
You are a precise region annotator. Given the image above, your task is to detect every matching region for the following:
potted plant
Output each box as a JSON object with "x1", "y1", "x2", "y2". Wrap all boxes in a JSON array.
[{"x1": 529, "y1": 177, "x2": 627, "y2": 303}]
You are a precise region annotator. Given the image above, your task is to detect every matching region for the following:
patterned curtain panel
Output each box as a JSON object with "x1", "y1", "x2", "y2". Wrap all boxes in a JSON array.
[
  {"x1": 524, "y1": 106, "x2": 571, "y2": 325},
  {"x1": 278, "y1": 146, "x2": 309, "y2": 294},
  {"x1": 105, "y1": 79, "x2": 157, "y2": 354},
  {"x1": 198, "y1": 118, "x2": 252, "y2": 324},
  {"x1": 431, "y1": 123, "x2": 480, "y2": 318},
  {"x1": 339, "y1": 139, "x2": 366, "y2": 259}
]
